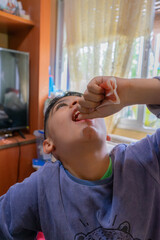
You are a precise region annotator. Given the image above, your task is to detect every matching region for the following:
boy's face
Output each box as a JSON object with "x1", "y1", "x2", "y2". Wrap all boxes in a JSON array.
[{"x1": 45, "y1": 95, "x2": 107, "y2": 159}]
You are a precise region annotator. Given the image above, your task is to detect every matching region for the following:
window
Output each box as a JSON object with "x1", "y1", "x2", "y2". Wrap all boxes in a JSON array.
[
  {"x1": 118, "y1": 31, "x2": 160, "y2": 132},
  {"x1": 52, "y1": 0, "x2": 160, "y2": 132}
]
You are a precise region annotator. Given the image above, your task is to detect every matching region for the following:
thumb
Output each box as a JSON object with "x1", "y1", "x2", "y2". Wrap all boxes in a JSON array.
[
  {"x1": 77, "y1": 112, "x2": 98, "y2": 120},
  {"x1": 77, "y1": 111, "x2": 100, "y2": 120}
]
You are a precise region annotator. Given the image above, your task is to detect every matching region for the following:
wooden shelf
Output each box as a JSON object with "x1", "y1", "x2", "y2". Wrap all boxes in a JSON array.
[
  {"x1": 0, "y1": 10, "x2": 34, "y2": 34},
  {"x1": 0, "y1": 134, "x2": 36, "y2": 150}
]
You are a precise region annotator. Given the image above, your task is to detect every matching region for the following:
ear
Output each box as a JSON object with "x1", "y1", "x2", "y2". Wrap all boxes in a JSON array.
[{"x1": 43, "y1": 138, "x2": 55, "y2": 154}]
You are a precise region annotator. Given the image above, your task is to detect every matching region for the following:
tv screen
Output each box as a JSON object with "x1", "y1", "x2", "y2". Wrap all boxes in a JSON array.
[{"x1": 0, "y1": 48, "x2": 29, "y2": 134}]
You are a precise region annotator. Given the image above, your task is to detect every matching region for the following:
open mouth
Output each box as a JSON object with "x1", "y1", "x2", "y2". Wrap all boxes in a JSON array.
[{"x1": 72, "y1": 110, "x2": 80, "y2": 121}]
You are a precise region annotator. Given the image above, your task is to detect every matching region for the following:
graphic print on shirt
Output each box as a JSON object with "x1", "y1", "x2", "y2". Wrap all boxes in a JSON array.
[{"x1": 74, "y1": 221, "x2": 142, "y2": 240}]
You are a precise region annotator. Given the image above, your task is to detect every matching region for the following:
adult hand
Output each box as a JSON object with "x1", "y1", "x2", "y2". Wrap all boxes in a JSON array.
[{"x1": 77, "y1": 76, "x2": 129, "y2": 119}]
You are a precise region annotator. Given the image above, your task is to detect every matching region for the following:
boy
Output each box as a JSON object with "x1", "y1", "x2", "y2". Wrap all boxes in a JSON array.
[{"x1": 0, "y1": 76, "x2": 160, "y2": 240}]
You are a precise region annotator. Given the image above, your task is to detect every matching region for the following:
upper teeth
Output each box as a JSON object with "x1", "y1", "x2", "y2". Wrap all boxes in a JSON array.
[{"x1": 73, "y1": 111, "x2": 80, "y2": 121}]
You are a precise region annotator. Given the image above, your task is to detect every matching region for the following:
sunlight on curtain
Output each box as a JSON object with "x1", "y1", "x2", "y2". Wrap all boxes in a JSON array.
[
  {"x1": 64, "y1": 0, "x2": 155, "y2": 132},
  {"x1": 64, "y1": 0, "x2": 154, "y2": 90}
]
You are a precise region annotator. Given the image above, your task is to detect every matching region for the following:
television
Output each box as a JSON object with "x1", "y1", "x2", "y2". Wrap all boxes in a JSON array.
[{"x1": 0, "y1": 48, "x2": 29, "y2": 135}]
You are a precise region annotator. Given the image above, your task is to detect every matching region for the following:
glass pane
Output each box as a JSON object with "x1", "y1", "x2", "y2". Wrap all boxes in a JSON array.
[
  {"x1": 129, "y1": 37, "x2": 144, "y2": 78},
  {"x1": 148, "y1": 33, "x2": 160, "y2": 78},
  {"x1": 145, "y1": 33, "x2": 160, "y2": 129},
  {"x1": 123, "y1": 37, "x2": 143, "y2": 120},
  {"x1": 144, "y1": 106, "x2": 160, "y2": 128},
  {"x1": 121, "y1": 105, "x2": 138, "y2": 120}
]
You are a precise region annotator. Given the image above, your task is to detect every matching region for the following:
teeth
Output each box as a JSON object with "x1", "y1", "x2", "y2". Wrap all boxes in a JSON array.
[{"x1": 73, "y1": 110, "x2": 80, "y2": 121}]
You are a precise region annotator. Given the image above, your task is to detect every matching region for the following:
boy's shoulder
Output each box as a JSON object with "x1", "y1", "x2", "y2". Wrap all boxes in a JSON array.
[
  {"x1": 111, "y1": 143, "x2": 127, "y2": 159},
  {"x1": 30, "y1": 160, "x2": 63, "y2": 189},
  {"x1": 38, "y1": 160, "x2": 61, "y2": 176},
  {"x1": 110, "y1": 129, "x2": 160, "y2": 182}
]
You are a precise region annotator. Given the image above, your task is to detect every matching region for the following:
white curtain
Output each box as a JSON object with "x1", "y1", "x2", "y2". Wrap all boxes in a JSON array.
[{"x1": 64, "y1": 0, "x2": 155, "y2": 92}]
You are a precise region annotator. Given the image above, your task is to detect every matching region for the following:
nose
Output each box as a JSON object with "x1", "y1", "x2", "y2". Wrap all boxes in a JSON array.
[{"x1": 69, "y1": 99, "x2": 78, "y2": 108}]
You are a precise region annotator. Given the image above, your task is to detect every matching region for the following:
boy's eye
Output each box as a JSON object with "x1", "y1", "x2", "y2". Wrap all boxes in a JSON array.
[{"x1": 56, "y1": 103, "x2": 67, "y2": 111}]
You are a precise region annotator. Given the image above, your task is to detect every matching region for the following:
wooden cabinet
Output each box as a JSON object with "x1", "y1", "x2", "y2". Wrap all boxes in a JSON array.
[
  {"x1": 0, "y1": 145, "x2": 19, "y2": 195},
  {"x1": 0, "y1": 135, "x2": 37, "y2": 196}
]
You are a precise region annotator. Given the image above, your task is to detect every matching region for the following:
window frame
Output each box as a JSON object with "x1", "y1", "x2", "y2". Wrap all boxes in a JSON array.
[{"x1": 54, "y1": 0, "x2": 65, "y2": 90}]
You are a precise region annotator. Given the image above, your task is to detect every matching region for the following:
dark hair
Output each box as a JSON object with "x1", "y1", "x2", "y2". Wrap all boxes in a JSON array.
[{"x1": 44, "y1": 91, "x2": 82, "y2": 139}]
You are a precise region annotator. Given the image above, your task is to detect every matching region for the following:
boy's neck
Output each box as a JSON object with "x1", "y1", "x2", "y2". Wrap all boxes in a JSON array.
[{"x1": 62, "y1": 142, "x2": 110, "y2": 181}]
